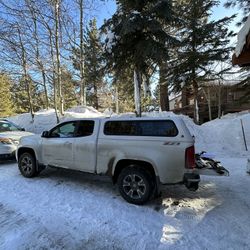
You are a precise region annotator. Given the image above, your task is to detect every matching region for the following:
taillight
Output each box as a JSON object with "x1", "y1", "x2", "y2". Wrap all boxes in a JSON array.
[{"x1": 185, "y1": 146, "x2": 195, "y2": 169}]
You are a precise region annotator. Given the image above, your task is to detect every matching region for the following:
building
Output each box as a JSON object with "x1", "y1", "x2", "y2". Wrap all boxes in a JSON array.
[{"x1": 170, "y1": 82, "x2": 249, "y2": 123}]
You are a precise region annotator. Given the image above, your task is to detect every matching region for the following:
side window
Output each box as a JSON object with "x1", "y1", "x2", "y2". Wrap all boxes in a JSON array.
[
  {"x1": 139, "y1": 121, "x2": 178, "y2": 137},
  {"x1": 104, "y1": 121, "x2": 138, "y2": 136},
  {"x1": 75, "y1": 120, "x2": 95, "y2": 137},
  {"x1": 104, "y1": 120, "x2": 178, "y2": 137},
  {"x1": 50, "y1": 122, "x2": 77, "y2": 138},
  {"x1": 0, "y1": 121, "x2": 19, "y2": 132}
]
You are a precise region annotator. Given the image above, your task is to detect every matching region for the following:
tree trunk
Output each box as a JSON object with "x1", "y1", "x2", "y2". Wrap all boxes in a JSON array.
[
  {"x1": 134, "y1": 69, "x2": 142, "y2": 117},
  {"x1": 55, "y1": 0, "x2": 63, "y2": 115},
  {"x1": 115, "y1": 86, "x2": 119, "y2": 114},
  {"x1": 218, "y1": 84, "x2": 222, "y2": 118},
  {"x1": 93, "y1": 82, "x2": 98, "y2": 110},
  {"x1": 79, "y1": 0, "x2": 86, "y2": 106},
  {"x1": 207, "y1": 88, "x2": 212, "y2": 121},
  {"x1": 17, "y1": 27, "x2": 34, "y2": 120},
  {"x1": 48, "y1": 27, "x2": 59, "y2": 123},
  {"x1": 142, "y1": 75, "x2": 150, "y2": 98},
  {"x1": 159, "y1": 63, "x2": 169, "y2": 111},
  {"x1": 202, "y1": 87, "x2": 212, "y2": 121},
  {"x1": 193, "y1": 84, "x2": 199, "y2": 124},
  {"x1": 29, "y1": 3, "x2": 49, "y2": 109},
  {"x1": 41, "y1": 67, "x2": 49, "y2": 109}
]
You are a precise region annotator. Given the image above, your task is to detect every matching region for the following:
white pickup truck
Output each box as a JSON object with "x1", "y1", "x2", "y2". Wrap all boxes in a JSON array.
[{"x1": 16, "y1": 117, "x2": 213, "y2": 204}]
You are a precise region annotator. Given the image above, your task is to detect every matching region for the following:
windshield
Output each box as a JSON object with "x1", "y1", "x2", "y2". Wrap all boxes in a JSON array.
[{"x1": 0, "y1": 120, "x2": 21, "y2": 132}]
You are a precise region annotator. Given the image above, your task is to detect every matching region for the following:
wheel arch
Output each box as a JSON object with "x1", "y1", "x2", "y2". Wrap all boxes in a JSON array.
[
  {"x1": 112, "y1": 159, "x2": 158, "y2": 184},
  {"x1": 17, "y1": 147, "x2": 37, "y2": 162}
]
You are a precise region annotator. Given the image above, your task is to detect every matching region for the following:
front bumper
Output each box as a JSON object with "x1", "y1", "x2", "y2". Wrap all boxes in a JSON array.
[
  {"x1": 0, "y1": 144, "x2": 17, "y2": 160},
  {"x1": 0, "y1": 144, "x2": 17, "y2": 154},
  {"x1": 0, "y1": 152, "x2": 16, "y2": 160}
]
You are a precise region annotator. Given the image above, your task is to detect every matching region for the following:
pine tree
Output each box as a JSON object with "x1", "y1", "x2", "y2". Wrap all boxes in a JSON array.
[
  {"x1": 71, "y1": 19, "x2": 104, "y2": 110},
  {"x1": 102, "y1": 0, "x2": 179, "y2": 116},
  {"x1": 113, "y1": 67, "x2": 135, "y2": 113},
  {"x1": 0, "y1": 74, "x2": 14, "y2": 117},
  {"x1": 60, "y1": 69, "x2": 78, "y2": 110},
  {"x1": 84, "y1": 19, "x2": 104, "y2": 110},
  {"x1": 11, "y1": 75, "x2": 42, "y2": 114},
  {"x1": 169, "y1": 0, "x2": 235, "y2": 123}
]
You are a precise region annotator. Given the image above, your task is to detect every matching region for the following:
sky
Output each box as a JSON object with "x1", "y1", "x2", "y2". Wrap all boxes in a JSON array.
[{"x1": 94, "y1": 0, "x2": 242, "y2": 45}]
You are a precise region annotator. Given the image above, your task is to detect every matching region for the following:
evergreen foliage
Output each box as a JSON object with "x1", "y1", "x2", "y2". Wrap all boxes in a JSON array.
[
  {"x1": 60, "y1": 69, "x2": 78, "y2": 110},
  {"x1": 11, "y1": 75, "x2": 41, "y2": 114},
  {"x1": 169, "y1": 0, "x2": 235, "y2": 122},
  {"x1": 103, "y1": 0, "x2": 179, "y2": 72},
  {"x1": 0, "y1": 74, "x2": 14, "y2": 117},
  {"x1": 101, "y1": 0, "x2": 179, "y2": 115},
  {"x1": 113, "y1": 68, "x2": 135, "y2": 113},
  {"x1": 84, "y1": 19, "x2": 105, "y2": 109},
  {"x1": 72, "y1": 18, "x2": 104, "y2": 109}
]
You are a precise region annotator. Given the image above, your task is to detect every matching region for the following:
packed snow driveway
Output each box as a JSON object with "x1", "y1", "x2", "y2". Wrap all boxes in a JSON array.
[{"x1": 0, "y1": 157, "x2": 249, "y2": 250}]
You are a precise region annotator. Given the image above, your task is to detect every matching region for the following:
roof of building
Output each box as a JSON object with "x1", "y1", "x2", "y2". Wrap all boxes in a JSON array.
[{"x1": 233, "y1": 15, "x2": 250, "y2": 67}]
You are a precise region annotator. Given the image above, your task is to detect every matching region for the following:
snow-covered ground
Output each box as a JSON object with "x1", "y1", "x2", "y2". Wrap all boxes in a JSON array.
[
  {"x1": 1, "y1": 107, "x2": 250, "y2": 249},
  {"x1": 0, "y1": 156, "x2": 249, "y2": 249}
]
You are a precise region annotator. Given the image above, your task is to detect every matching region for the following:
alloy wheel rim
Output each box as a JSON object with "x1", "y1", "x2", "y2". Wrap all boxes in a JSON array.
[
  {"x1": 122, "y1": 174, "x2": 146, "y2": 199},
  {"x1": 21, "y1": 156, "x2": 33, "y2": 174}
]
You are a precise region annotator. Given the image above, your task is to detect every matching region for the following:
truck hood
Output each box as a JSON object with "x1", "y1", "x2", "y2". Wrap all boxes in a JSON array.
[
  {"x1": 19, "y1": 134, "x2": 42, "y2": 146},
  {"x1": 0, "y1": 131, "x2": 34, "y2": 141}
]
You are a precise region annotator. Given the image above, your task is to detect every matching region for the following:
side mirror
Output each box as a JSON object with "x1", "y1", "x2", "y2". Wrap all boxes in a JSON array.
[{"x1": 41, "y1": 131, "x2": 49, "y2": 138}]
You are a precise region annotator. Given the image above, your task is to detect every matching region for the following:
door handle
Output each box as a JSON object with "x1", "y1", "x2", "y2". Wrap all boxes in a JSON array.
[{"x1": 64, "y1": 141, "x2": 72, "y2": 145}]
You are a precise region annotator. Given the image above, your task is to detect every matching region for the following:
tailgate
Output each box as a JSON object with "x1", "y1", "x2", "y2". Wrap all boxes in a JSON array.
[{"x1": 195, "y1": 153, "x2": 229, "y2": 176}]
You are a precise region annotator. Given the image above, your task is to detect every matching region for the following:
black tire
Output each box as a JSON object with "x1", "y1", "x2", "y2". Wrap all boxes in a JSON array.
[
  {"x1": 185, "y1": 182, "x2": 199, "y2": 191},
  {"x1": 18, "y1": 152, "x2": 38, "y2": 178},
  {"x1": 117, "y1": 166, "x2": 153, "y2": 205}
]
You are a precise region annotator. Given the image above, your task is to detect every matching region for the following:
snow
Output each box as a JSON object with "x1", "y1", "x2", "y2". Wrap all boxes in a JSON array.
[
  {"x1": 104, "y1": 29, "x2": 116, "y2": 53},
  {"x1": 235, "y1": 14, "x2": 250, "y2": 57},
  {"x1": 1, "y1": 107, "x2": 250, "y2": 248},
  {"x1": 0, "y1": 157, "x2": 249, "y2": 249},
  {"x1": 8, "y1": 106, "x2": 103, "y2": 134}
]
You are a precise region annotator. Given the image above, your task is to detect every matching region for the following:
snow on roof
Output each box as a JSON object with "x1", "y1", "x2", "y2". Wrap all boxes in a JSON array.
[{"x1": 235, "y1": 15, "x2": 250, "y2": 57}]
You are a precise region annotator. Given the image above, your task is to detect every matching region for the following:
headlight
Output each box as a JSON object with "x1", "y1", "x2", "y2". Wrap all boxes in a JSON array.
[{"x1": 0, "y1": 137, "x2": 14, "y2": 145}]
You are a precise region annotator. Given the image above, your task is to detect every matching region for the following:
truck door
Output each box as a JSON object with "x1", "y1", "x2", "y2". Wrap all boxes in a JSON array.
[
  {"x1": 73, "y1": 120, "x2": 99, "y2": 173},
  {"x1": 42, "y1": 121, "x2": 77, "y2": 168}
]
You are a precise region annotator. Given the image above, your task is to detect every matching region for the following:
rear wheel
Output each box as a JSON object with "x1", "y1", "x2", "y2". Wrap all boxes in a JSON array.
[
  {"x1": 18, "y1": 152, "x2": 38, "y2": 178},
  {"x1": 117, "y1": 166, "x2": 153, "y2": 205}
]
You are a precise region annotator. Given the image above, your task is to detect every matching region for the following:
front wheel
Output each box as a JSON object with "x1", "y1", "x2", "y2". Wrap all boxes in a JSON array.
[
  {"x1": 117, "y1": 166, "x2": 153, "y2": 205},
  {"x1": 18, "y1": 152, "x2": 38, "y2": 178}
]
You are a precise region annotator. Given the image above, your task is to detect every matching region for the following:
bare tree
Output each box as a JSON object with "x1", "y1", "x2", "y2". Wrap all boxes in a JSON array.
[
  {"x1": 25, "y1": 0, "x2": 49, "y2": 109},
  {"x1": 16, "y1": 25, "x2": 34, "y2": 120}
]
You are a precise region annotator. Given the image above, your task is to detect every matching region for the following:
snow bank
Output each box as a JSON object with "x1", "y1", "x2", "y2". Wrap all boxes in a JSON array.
[
  {"x1": 8, "y1": 106, "x2": 103, "y2": 134},
  {"x1": 194, "y1": 111, "x2": 250, "y2": 156},
  {"x1": 8, "y1": 107, "x2": 250, "y2": 156}
]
